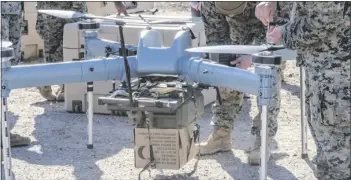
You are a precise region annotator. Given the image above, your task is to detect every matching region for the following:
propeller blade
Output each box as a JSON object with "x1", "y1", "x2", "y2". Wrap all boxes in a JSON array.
[
  {"x1": 186, "y1": 44, "x2": 286, "y2": 54},
  {"x1": 186, "y1": 45, "x2": 268, "y2": 54},
  {"x1": 148, "y1": 19, "x2": 191, "y2": 25},
  {"x1": 37, "y1": 10, "x2": 85, "y2": 19},
  {"x1": 37, "y1": 10, "x2": 126, "y2": 25},
  {"x1": 262, "y1": 45, "x2": 286, "y2": 52}
]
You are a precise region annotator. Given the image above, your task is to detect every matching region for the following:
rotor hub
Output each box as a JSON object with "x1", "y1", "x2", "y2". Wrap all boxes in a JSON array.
[
  {"x1": 252, "y1": 51, "x2": 282, "y2": 65},
  {"x1": 78, "y1": 21, "x2": 100, "y2": 30}
]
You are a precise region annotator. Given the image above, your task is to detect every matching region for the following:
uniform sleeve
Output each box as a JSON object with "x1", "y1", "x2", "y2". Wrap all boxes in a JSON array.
[
  {"x1": 280, "y1": 2, "x2": 347, "y2": 50},
  {"x1": 201, "y1": 2, "x2": 231, "y2": 46}
]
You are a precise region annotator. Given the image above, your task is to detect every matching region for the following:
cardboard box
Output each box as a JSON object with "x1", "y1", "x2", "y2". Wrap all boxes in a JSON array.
[{"x1": 134, "y1": 125, "x2": 196, "y2": 170}]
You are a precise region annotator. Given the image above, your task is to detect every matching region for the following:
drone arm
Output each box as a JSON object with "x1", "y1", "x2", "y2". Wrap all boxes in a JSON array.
[
  {"x1": 182, "y1": 58, "x2": 260, "y2": 96},
  {"x1": 3, "y1": 56, "x2": 137, "y2": 91}
]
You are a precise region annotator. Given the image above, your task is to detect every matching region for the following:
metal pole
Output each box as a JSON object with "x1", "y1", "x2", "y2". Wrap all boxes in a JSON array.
[
  {"x1": 87, "y1": 82, "x2": 94, "y2": 149},
  {"x1": 1, "y1": 98, "x2": 13, "y2": 180},
  {"x1": 260, "y1": 105, "x2": 268, "y2": 180},
  {"x1": 300, "y1": 67, "x2": 308, "y2": 158}
]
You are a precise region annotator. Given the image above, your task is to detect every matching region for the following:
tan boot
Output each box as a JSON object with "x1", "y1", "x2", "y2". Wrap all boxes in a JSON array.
[
  {"x1": 10, "y1": 133, "x2": 31, "y2": 147},
  {"x1": 55, "y1": 85, "x2": 65, "y2": 102},
  {"x1": 248, "y1": 136, "x2": 272, "y2": 165},
  {"x1": 37, "y1": 86, "x2": 56, "y2": 101},
  {"x1": 196, "y1": 128, "x2": 232, "y2": 155}
]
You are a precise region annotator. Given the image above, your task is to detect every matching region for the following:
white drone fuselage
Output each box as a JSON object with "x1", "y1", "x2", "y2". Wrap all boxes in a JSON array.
[{"x1": 1, "y1": 28, "x2": 263, "y2": 97}]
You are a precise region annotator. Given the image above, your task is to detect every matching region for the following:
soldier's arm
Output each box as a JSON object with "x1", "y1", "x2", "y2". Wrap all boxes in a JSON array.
[
  {"x1": 190, "y1": 2, "x2": 200, "y2": 11},
  {"x1": 280, "y1": 2, "x2": 346, "y2": 50},
  {"x1": 114, "y1": 2, "x2": 124, "y2": 8},
  {"x1": 201, "y1": 2, "x2": 231, "y2": 46}
]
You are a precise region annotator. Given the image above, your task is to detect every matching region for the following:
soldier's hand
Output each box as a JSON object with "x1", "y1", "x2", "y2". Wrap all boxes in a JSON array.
[
  {"x1": 190, "y1": 2, "x2": 201, "y2": 11},
  {"x1": 267, "y1": 26, "x2": 282, "y2": 43},
  {"x1": 255, "y1": 2, "x2": 277, "y2": 26},
  {"x1": 115, "y1": 2, "x2": 128, "y2": 16},
  {"x1": 230, "y1": 55, "x2": 252, "y2": 70}
]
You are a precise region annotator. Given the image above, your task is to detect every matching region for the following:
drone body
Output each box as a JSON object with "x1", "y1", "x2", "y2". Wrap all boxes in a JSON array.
[
  {"x1": 2, "y1": 28, "x2": 263, "y2": 97},
  {"x1": 0, "y1": 9, "x2": 298, "y2": 180}
]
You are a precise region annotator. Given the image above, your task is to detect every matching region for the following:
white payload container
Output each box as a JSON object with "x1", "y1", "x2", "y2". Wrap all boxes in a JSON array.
[{"x1": 63, "y1": 14, "x2": 216, "y2": 114}]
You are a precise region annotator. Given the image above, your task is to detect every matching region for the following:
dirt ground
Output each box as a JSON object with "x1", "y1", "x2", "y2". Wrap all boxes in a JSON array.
[{"x1": 6, "y1": 2, "x2": 317, "y2": 180}]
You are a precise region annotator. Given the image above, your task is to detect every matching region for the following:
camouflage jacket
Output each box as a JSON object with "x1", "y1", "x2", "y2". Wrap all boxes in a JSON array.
[
  {"x1": 280, "y1": 2, "x2": 350, "y2": 55},
  {"x1": 36, "y1": 1, "x2": 87, "y2": 12},
  {"x1": 1, "y1": 1, "x2": 23, "y2": 15}
]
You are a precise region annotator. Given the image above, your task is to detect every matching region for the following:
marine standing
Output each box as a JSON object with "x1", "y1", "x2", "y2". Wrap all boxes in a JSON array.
[
  {"x1": 196, "y1": 1, "x2": 291, "y2": 165},
  {"x1": 259, "y1": 1, "x2": 350, "y2": 179},
  {"x1": 1, "y1": 1, "x2": 31, "y2": 147},
  {"x1": 35, "y1": 2, "x2": 87, "y2": 101}
]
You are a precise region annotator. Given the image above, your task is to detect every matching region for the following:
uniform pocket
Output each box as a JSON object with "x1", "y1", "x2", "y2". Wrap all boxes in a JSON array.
[{"x1": 319, "y1": 71, "x2": 350, "y2": 126}]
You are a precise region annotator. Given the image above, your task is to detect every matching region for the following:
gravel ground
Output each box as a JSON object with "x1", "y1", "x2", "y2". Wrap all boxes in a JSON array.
[{"x1": 7, "y1": 2, "x2": 317, "y2": 180}]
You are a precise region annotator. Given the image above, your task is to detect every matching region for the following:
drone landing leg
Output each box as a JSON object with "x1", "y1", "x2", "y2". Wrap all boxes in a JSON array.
[
  {"x1": 254, "y1": 63, "x2": 277, "y2": 180},
  {"x1": 260, "y1": 105, "x2": 268, "y2": 180},
  {"x1": 300, "y1": 67, "x2": 308, "y2": 158},
  {"x1": 87, "y1": 82, "x2": 94, "y2": 149},
  {"x1": 1, "y1": 98, "x2": 13, "y2": 180}
]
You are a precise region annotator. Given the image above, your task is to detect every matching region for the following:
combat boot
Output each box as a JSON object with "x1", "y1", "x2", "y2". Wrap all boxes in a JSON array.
[
  {"x1": 10, "y1": 133, "x2": 31, "y2": 147},
  {"x1": 37, "y1": 86, "x2": 56, "y2": 101},
  {"x1": 196, "y1": 128, "x2": 232, "y2": 155},
  {"x1": 248, "y1": 136, "x2": 273, "y2": 165},
  {"x1": 55, "y1": 85, "x2": 65, "y2": 101}
]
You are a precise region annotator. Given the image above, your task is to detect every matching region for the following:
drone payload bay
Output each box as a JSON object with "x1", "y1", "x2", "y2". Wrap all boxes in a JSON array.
[{"x1": 1, "y1": 9, "x2": 299, "y2": 180}]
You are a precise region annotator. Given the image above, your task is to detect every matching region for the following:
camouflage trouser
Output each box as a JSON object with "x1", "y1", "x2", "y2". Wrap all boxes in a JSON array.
[
  {"x1": 304, "y1": 67, "x2": 322, "y2": 161},
  {"x1": 1, "y1": 14, "x2": 22, "y2": 65},
  {"x1": 305, "y1": 65, "x2": 350, "y2": 179},
  {"x1": 212, "y1": 66, "x2": 282, "y2": 138},
  {"x1": 202, "y1": 2, "x2": 282, "y2": 137},
  {"x1": 36, "y1": 13, "x2": 69, "y2": 63}
]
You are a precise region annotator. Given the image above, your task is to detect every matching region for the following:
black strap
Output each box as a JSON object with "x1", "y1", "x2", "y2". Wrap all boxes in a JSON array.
[
  {"x1": 187, "y1": 27, "x2": 197, "y2": 40},
  {"x1": 215, "y1": 87, "x2": 222, "y2": 105}
]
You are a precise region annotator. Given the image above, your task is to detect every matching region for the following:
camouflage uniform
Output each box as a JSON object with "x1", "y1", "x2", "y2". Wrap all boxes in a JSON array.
[
  {"x1": 35, "y1": 2, "x2": 87, "y2": 101},
  {"x1": 280, "y1": 2, "x2": 350, "y2": 179},
  {"x1": 199, "y1": 2, "x2": 289, "y2": 154},
  {"x1": 1, "y1": 2, "x2": 31, "y2": 147},
  {"x1": 1, "y1": 1, "x2": 23, "y2": 65}
]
